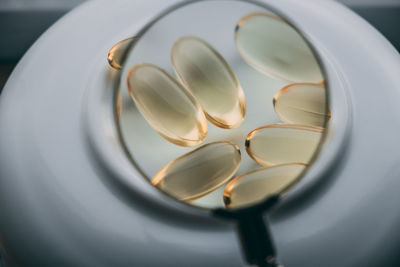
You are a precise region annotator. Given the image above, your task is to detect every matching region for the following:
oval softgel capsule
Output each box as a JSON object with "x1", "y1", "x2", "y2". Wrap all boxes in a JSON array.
[
  {"x1": 235, "y1": 13, "x2": 323, "y2": 83},
  {"x1": 126, "y1": 63, "x2": 208, "y2": 147},
  {"x1": 171, "y1": 36, "x2": 246, "y2": 129},
  {"x1": 152, "y1": 141, "x2": 241, "y2": 202},
  {"x1": 274, "y1": 83, "x2": 329, "y2": 127},
  {"x1": 107, "y1": 37, "x2": 138, "y2": 70},
  {"x1": 246, "y1": 124, "x2": 323, "y2": 166},
  {"x1": 223, "y1": 163, "x2": 306, "y2": 209}
]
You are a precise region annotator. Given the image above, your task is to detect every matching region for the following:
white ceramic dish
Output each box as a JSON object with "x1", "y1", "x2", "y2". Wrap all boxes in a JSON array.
[{"x1": 0, "y1": 0, "x2": 400, "y2": 266}]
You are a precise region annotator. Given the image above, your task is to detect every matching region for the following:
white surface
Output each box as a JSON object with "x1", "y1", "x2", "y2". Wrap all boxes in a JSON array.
[{"x1": 0, "y1": 0, "x2": 400, "y2": 267}]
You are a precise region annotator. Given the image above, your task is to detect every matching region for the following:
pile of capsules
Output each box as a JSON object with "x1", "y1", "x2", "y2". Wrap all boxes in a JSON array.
[{"x1": 108, "y1": 12, "x2": 329, "y2": 209}]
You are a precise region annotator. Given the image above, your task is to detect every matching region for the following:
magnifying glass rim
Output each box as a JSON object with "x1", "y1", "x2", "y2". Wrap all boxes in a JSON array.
[{"x1": 98, "y1": 0, "x2": 350, "y2": 217}]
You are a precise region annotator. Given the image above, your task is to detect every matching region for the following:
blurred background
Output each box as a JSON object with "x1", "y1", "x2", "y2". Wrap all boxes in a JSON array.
[{"x1": 0, "y1": 0, "x2": 399, "y2": 92}]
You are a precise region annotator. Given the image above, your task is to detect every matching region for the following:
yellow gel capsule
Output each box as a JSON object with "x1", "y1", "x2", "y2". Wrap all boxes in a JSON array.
[
  {"x1": 126, "y1": 63, "x2": 208, "y2": 147},
  {"x1": 107, "y1": 37, "x2": 138, "y2": 70},
  {"x1": 246, "y1": 124, "x2": 323, "y2": 166},
  {"x1": 223, "y1": 163, "x2": 306, "y2": 209},
  {"x1": 274, "y1": 83, "x2": 330, "y2": 127},
  {"x1": 171, "y1": 36, "x2": 246, "y2": 129},
  {"x1": 235, "y1": 13, "x2": 323, "y2": 83},
  {"x1": 152, "y1": 141, "x2": 241, "y2": 202}
]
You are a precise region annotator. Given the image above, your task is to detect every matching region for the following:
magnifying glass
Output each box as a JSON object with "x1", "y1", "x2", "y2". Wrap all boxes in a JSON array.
[
  {"x1": 108, "y1": 1, "x2": 329, "y2": 266},
  {"x1": 2, "y1": 0, "x2": 400, "y2": 265}
]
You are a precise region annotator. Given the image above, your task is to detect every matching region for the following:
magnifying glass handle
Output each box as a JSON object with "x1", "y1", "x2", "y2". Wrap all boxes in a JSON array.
[
  {"x1": 237, "y1": 214, "x2": 281, "y2": 267},
  {"x1": 214, "y1": 196, "x2": 282, "y2": 267}
]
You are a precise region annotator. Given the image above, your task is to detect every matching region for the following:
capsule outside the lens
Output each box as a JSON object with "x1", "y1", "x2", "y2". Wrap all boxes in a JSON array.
[
  {"x1": 274, "y1": 83, "x2": 330, "y2": 127},
  {"x1": 223, "y1": 163, "x2": 306, "y2": 209},
  {"x1": 126, "y1": 63, "x2": 208, "y2": 147},
  {"x1": 235, "y1": 13, "x2": 323, "y2": 83},
  {"x1": 246, "y1": 124, "x2": 323, "y2": 166},
  {"x1": 171, "y1": 36, "x2": 246, "y2": 129},
  {"x1": 107, "y1": 37, "x2": 138, "y2": 70},
  {"x1": 152, "y1": 141, "x2": 241, "y2": 202}
]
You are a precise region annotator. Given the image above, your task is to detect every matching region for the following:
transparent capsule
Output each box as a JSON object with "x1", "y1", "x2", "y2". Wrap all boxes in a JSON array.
[
  {"x1": 274, "y1": 83, "x2": 330, "y2": 127},
  {"x1": 235, "y1": 13, "x2": 323, "y2": 83},
  {"x1": 246, "y1": 124, "x2": 323, "y2": 166},
  {"x1": 171, "y1": 36, "x2": 246, "y2": 129},
  {"x1": 107, "y1": 37, "x2": 138, "y2": 70},
  {"x1": 223, "y1": 163, "x2": 306, "y2": 209},
  {"x1": 152, "y1": 141, "x2": 241, "y2": 202},
  {"x1": 126, "y1": 63, "x2": 208, "y2": 147}
]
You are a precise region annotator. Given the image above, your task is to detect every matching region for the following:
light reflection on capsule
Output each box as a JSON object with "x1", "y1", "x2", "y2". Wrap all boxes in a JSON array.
[
  {"x1": 152, "y1": 141, "x2": 241, "y2": 202},
  {"x1": 246, "y1": 124, "x2": 323, "y2": 166},
  {"x1": 171, "y1": 36, "x2": 246, "y2": 129},
  {"x1": 126, "y1": 63, "x2": 208, "y2": 147},
  {"x1": 223, "y1": 163, "x2": 306, "y2": 209}
]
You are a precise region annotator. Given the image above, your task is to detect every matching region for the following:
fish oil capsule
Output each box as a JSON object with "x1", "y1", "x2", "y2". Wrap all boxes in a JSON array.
[
  {"x1": 171, "y1": 36, "x2": 246, "y2": 129},
  {"x1": 246, "y1": 124, "x2": 323, "y2": 166},
  {"x1": 223, "y1": 163, "x2": 306, "y2": 209},
  {"x1": 107, "y1": 37, "x2": 138, "y2": 70},
  {"x1": 235, "y1": 13, "x2": 323, "y2": 83},
  {"x1": 126, "y1": 63, "x2": 208, "y2": 147},
  {"x1": 152, "y1": 141, "x2": 241, "y2": 202},
  {"x1": 274, "y1": 83, "x2": 329, "y2": 127}
]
